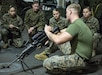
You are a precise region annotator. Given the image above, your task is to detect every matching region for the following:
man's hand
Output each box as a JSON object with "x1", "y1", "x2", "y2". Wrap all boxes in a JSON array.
[
  {"x1": 28, "y1": 27, "x2": 34, "y2": 34},
  {"x1": 9, "y1": 24, "x2": 15, "y2": 28},
  {"x1": 9, "y1": 24, "x2": 19, "y2": 29},
  {"x1": 44, "y1": 25, "x2": 52, "y2": 33},
  {"x1": 44, "y1": 25, "x2": 72, "y2": 44}
]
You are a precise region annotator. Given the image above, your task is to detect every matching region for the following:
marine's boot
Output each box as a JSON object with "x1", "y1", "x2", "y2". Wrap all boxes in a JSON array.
[
  {"x1": 3, "y1": 43, "x2": 9, "y2": 49},
  {"x1": 34, "y1": 51, "x2": 48, "y2": 61}
]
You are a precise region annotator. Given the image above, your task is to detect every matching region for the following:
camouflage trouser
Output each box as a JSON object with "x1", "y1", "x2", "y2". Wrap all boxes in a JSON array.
[
  {"x1": 93, "y1": 33, "x2": 101, "y2": 49},
  {"x1": 43, "y1": 54, "x2": 85, "y2": 71},
  {"x1": 12, "y1": 38, "x2": 23, "y2": 48},
  {"x1": 44, "y1": 42, "x2": 59, "y2": 55},
  {"x1": 45, "y1": 41, "x2": 71, "y2": 55},
  {"x1": 43, "y1": 42, "x2": 86, "y2": 72},
  {"x1": 58, "y1": 42, "x2": 71, "y2": 55},
  {"x1": 1, "y1": 28, "x2": 23, "y2": 47}
]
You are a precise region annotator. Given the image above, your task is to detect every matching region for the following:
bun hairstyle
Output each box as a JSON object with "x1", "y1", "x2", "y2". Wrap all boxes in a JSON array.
[{"x1": 8, "y1": 5, "x2": 17, "y2": 11}]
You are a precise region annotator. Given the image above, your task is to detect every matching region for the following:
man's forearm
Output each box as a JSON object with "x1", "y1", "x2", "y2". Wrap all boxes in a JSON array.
[{"x1": 45, "y1": 31, "x2": 55, "y2": 42}]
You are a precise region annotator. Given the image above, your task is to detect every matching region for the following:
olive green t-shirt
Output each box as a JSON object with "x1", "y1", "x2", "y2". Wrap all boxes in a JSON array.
[{"x1": 66, "y1": 19, "x2": 93, "y2": 60}]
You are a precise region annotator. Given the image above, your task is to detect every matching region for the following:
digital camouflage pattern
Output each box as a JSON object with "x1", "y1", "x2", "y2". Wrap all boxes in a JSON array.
[
  {"x1": 43, "y1": 42, "x2": 85, "y2": 72},
  {"x1": 81, "y1": 16, "x2": 100, "y2": 49},
  {"x1": 1, "y1": 13, "x2": 23, "y2": 31},
  {"x1": 45, "y1": 41, "x2": 71, "y2": 55},
  {"x1": 1, "y1": 13, "x2": 23, "y2": 47},
  {"x1": 44, "y1": 16, "x2": 70, "y2": 55},
  {"x1": 43, "y1": 18, "x2": 93, "y2": 72},
  {"x1": 24, "y1": 8, "x2": 45, "y2": 33},
  {"x1": 43, "y1": 54, "x2": 85, "y2": 71},
  {"x1": 49, "y1": 16, "x2": 69, "y2": 29},
  {"x1": 81, "y1": 16, "x2": 99, "y2": 34},
  {"x1": 58, "y1": 42, "x2": 71, "y2": 55}
]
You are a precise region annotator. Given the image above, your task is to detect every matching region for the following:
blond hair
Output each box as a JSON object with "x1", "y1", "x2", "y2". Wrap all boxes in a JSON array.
[{"x1": 67, "y1": 3, "x2": 81, "y2": 14}]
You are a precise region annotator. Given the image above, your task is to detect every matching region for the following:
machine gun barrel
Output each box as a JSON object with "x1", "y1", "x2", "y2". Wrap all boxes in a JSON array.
[
  {"x1": 8, "y1": 26, "x2": 60, "y2": 67},
  {"x1": 8, "y1": 44, "x2": 34, "y2": 67}
]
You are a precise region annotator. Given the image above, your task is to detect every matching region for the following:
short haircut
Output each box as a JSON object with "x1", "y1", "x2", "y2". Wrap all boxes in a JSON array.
[
  {"x1": 32, "y1": 1, "x2": 39, "y2": 5},
  {"x1": 83, "y1": 6, "x2": 91, "y2": 11},
  {"x1": 67, "y1": 3, "x2": 81, "y2": 14},
  {"x1": 53, "y1": 8, "x2": 60, "y2": 13}
]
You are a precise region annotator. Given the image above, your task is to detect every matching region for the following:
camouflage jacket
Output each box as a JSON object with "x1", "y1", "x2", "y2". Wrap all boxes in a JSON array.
[
  {"x1": 1, "y1": 13, "x2": 23, "y2": 32},
  {"x1": 49, "y1": 16, "x2": 69, "y2": 30},
  {"x1": 24, "y1": 8, "x2": 45, "y2": 30},
  {"x1": 81, "y1": 16, "x2": 99, "y2": 34}
]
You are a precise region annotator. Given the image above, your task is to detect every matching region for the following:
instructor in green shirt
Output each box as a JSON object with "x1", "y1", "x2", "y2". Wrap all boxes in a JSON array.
[{"x1": 43, "y1": 3, "x2": 93, "y2": 74}]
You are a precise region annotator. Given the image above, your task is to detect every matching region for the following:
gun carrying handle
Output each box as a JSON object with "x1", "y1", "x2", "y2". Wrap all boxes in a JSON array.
[{"x1": 51, "y1": 26, "x2": 60, "y2": 34}]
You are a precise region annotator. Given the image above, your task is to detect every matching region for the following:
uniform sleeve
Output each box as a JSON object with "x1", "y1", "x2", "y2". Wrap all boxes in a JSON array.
[
  {"x1": 17, "y1": 16, "x2": 24, "y2": 32},
  {"x1": 64, "y1": 19, "x2": 70, "y2": 28},
  {"x1": 36, "y1": 11, "x2": 45, "y2": 30},
  {"x1": 24, "y1": 10, "x2": 30, "y2": 30},
  {"x1": 66, "y1": 24, "x2": 79, "y2": 37},
  {"x1": 1, "y1": 15, "x2": 9, "y2": 29},
  {"x1": 93, "y1": 18, "x2": 99, "y2": 32},
  {"x1": 49, "y1": 18, "x2": 54, "y2": 27}
]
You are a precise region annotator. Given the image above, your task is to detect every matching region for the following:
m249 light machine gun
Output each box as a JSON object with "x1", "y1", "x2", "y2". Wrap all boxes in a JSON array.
[{"x1": 6, "y1": 26, "x2": 60, "y2": 74}]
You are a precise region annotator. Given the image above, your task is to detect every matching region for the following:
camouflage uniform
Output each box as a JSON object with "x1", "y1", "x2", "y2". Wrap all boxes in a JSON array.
[
  {"x1": 24, "y1": 8, "x2": 45, "y2": 42},
  {"x1": 49, "y1": 16, "x2": 68, "y2": 29},
  {"x1": 81, "y1": 16, "x2": 100, "y2": 49},
  {"x1": 43, "y1": 42, "x2": 85, "y2": 72},
  {"x1": 1, "y1": 13, "x2": 23, "y2": 47},
  {"x1": 43, "y1": 54, "x2": 85, "y2": 72},
  {"x1": 43, "y1": 18, "x2": 93, "y2": 73},
  {"x1": 45, "y1": 16, "x2": 70, "y2": 55}
]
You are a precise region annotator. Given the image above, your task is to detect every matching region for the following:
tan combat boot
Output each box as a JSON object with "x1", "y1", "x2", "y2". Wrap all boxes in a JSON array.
[
  {"x1": 3, "y1": 43, "x2": 9, "y2": 49},
  {"x1": 34, "y1": 51, "x2": 48, "y2": 61}
]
